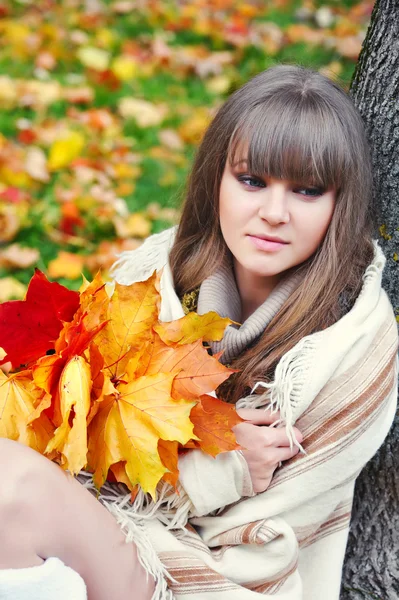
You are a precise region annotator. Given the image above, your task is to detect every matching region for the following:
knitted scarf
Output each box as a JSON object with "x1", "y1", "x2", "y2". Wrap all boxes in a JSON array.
[{"x1": 84, "y1": 227, "x2": 398, "y2": 600}]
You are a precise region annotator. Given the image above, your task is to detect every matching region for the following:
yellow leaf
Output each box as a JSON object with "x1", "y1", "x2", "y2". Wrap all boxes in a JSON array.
[
  {"x1": 88, "y1": 373, "x2": 196, "y2": 497},
  {"x1": 178, "y1": 108, "x2": 211, "y2": 144},
  {"x1": 0, "y1": 277, "x2": 26, "y2": 301},
  {"x1": 45, "y1": 356, "x2": 92, "y2": 474},
  {"x1": 206, "y1": 75, "x2": 231, "y2": 94},
  {"x1": 118, "y1": 98, "x2": 168, "y2": 127},
  {"x1": 0, "y1": 165, "x2": 31, "y2": 188},
  {"x1": 158, "y1": 169, "x2": 178, "y2": 187},
  {"x1": 155, "y1": 311, "x2": 234, "y2": 345},
  {"x1": 318, "y1": 61, "x2": 343, "y2": 80},
  {"x1": 0, "y1": 370, "x2": 54, "y2": 453},
  {"x1": 95, "y1": 273, "x2": 160, "y2": 380},
  {"x1": 48, "y1": 131, "x2": 85, "y2": 171},
  {"x1": 111, "y1": 55, "x2": 138, "y2": 81},
  {"x1": 77, "y1": 46, "x2": 110, "y2": 71},
  {"x1": 95, "y1": 28, "x2": 116, "y2": 49},
  {"x1": 113, "y1": 212, "x2": 152, "y2": 239},
  {"x1": 48, "y1": 251, "x2": 85, "y2": 280},
  {"x1": 0, "y1": 205, "x2": 20, "y2": 242}
]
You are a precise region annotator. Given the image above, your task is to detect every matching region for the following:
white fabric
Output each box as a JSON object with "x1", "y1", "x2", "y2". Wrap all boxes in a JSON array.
[
  {"x1": 197, "y1": 260, "x2": 302, "y2": 364},
  {"x1": 105, "y1": 227, "x2": 398, "y2": 600},
  {"x1": 111, "y1": 226, "x2": 183, "y2": 323},
  {"x1": 0, "y1": 557, "x2": 87, "y2": 600}
]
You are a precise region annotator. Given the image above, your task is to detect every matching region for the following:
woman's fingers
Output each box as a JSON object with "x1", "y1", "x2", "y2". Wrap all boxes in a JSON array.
[
  {"x1": 233, "y1": 420, "x2": 304, "y2": 494},
  {"x1": 234, "y1": 420, "x2": 303, "y2": 449},
  {"x1": 236, "y1": 407, "x2": 280, "y2": 425},
  {"x1": 264, "y1": 426, "x2": 303, "y2": 447}
]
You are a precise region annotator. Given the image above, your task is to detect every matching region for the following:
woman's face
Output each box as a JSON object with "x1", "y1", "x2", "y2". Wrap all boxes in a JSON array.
[{"x1": 219, "y1": 157, "x2": 335, "y2": 288}]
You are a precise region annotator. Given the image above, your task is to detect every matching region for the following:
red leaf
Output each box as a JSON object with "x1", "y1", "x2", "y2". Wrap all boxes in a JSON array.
[
  {"x1": 0, "y1": 270, "x2": 79, "y2": 368},
  {"x1": 26, "y1": 270, "x2": 80, "y2": 323}
]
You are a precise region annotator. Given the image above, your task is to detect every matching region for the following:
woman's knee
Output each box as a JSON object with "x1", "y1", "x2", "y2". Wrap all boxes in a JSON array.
[{"x1": 0, "y1": 438, "x2": 60, "y2": 523}]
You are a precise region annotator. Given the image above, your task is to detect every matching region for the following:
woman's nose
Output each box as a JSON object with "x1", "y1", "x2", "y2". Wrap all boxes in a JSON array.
[{"x1": 258, "y1": 183, "x2": 290, "y2": 225}]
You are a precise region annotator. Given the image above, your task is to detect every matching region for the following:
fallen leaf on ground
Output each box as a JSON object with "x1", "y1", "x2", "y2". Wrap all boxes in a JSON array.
[
  {"x1": 0, "y1": 244, "x2": 39, "y2": 269},
  {"x1": 113, "y1": 212, "x2": 152, "y2": 239},
  {"x1": 48, "y1": 251, "x2": 85, "y2": 279},
  {"x1": 48, "y1": 131, "x2": 86, "y2": 171},
  {"x1": 0, "y1": 277, "x2": 26, "y2": 301},
  {"x1": 24, "y1": 146, "x2": 50, "y2": 182},
  {"x1": 118, "y1": 98, "x2": 168, "y2": 127}
]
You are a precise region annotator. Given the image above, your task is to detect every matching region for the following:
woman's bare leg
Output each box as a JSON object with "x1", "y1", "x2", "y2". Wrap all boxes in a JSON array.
[{"x1": 0, "y1": 438, "x2": 155, "y2": 600}]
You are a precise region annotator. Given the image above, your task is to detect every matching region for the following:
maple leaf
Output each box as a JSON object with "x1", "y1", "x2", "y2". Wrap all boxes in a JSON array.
[
  {"x1": 94, "y1": 272, "x2": 160, "y2": 381},
  {"x1": 47, "y1": 131, "x2": 86, "y2": 171},
  {"x1": 87, "y1": 372, "x2": 196, "y2": 498},
  {"x1": 0, "y1": 270, "x2": 79, "y2": 368},
  {"x1": 108, "y1": 461, "x2": 138, "y2": 496},
  {"x1": 0, "y1": 370, "x2": 54, "y2": 452},
  {"x1": 144, "y1": 332, "x2": 234, "y2": 400},
  {"x1": 154, "y1": 310, "x2": 235, "y2": 345},
  {"x1": 32, "y1": 314, "x2": 107, "y2": 396},
  {"x1": 187, "y1": 394, "x2": 243, "y2": 457},
  {"x1": 78, "y1": 271, "x2": 110, "y2": 332},
  {"x1": 48, "y1": 251, "x2": 85, "y2": 280},
  {"x1": 158, "y1": 439, "x2": 179, "y2": 487},
  {"x1": 45, "y1": 355, "x2": 92, "y2": 474}
]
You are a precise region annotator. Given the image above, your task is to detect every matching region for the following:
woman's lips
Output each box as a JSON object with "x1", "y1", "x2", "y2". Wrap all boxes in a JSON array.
[{"x1": 247, "y1": 235, "x2": 289, "y2": 252}]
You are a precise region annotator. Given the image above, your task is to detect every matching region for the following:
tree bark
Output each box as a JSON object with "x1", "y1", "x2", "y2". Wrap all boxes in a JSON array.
[{"x1": 341, "y1": 1, "x2": 399, "y2": 598}]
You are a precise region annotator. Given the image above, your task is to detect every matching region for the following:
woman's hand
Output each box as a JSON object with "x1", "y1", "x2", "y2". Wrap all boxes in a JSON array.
[{"x1": 233, "y1": 408, "x2": 303, "y2": 494}]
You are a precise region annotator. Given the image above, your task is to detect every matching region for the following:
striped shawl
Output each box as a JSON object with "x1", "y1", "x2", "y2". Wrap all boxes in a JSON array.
[{"x1": 91, "y1": 227, "x2": 398, "y2": 600}]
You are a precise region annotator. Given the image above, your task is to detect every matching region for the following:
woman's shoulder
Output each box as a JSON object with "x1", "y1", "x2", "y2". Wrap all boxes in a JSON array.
[{"x1": 110, "y1": 225, "x2": 178, "y2": 285}]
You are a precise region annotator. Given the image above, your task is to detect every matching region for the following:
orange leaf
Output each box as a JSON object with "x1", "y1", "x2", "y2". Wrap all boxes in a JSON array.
[
  {"x1": 78, "y1": 271, "x2": 110, "y2": 331},
  {"x1": 108, "y1": 461, "x2": 136, "y2": 491},
  {"x1": 32, "y1": 316, "x2": 106, "y2": 397},
  {"x1": 144, "y1": 333, "x2": 234, "y2": 400},
  {"x1": 158, "y1": 439, "x2": 179, "y2": 487},
  {"x1": 154, "y1": 311, "x2": 234, "y2": 345},
  {"x1": 187, "y1": 394, "x2": 243, "y2": 457}
]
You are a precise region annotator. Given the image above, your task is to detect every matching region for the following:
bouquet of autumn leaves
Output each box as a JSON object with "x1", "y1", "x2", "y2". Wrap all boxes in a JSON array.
[{"x1": 0, "y1": 269, "x2": 242, "y2": 499}]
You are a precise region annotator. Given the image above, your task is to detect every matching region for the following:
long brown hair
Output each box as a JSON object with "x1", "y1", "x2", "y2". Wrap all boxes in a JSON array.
[{"x1": 169, "y1": 65, "x2": 375, "y2": 402}]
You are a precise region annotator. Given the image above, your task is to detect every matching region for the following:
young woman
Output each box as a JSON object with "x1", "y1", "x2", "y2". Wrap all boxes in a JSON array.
[{"x1": 0, "y1": 65, "x2": 397, "y2": 600}]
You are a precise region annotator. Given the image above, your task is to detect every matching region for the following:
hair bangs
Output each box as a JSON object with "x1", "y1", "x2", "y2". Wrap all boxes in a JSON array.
[{"x1": 228, "y1": 97, "x2": 353, "y2": 192}]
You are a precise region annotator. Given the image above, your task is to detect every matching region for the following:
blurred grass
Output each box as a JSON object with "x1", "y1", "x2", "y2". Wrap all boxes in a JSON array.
[{"x1": 0, "y1": 0, "x2": 371, "y2": 291}]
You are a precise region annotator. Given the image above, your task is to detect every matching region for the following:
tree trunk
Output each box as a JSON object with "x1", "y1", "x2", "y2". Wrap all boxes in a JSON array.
[{"x1": 341, "y1": 1, "x2": 399, "y2": 598}]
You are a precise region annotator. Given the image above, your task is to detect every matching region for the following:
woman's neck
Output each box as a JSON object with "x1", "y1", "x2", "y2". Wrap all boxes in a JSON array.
[{"x1": 233, "y1": 261, "x2": 282, "y2": 321}]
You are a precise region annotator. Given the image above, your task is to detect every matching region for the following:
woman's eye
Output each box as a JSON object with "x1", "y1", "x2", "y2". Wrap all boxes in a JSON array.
[
  {"x1": 294, "y1": 187, "x2": 325, "y2": 197},
  {"x1": 237, "y1": 175, "x2": 265, "y2": 189}
]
